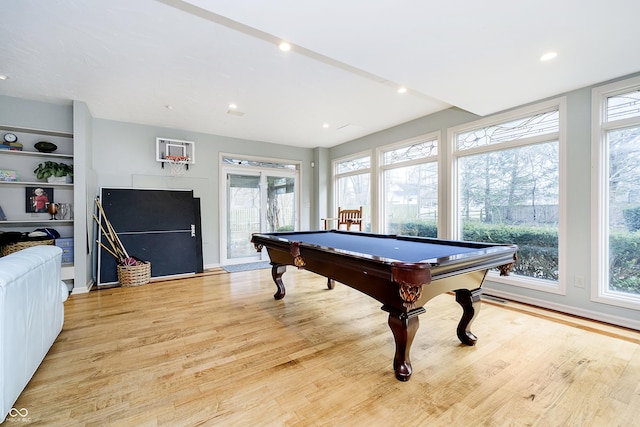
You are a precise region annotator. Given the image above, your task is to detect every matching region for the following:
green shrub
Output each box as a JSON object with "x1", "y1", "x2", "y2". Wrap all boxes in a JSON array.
[
  {"x1": 609, "y1": 232, "x2": 640, "y2": 294},
  {"x1": 623, "y1": 206, "x2": 640, "y2": 232},
  {"x1": 389, "y1": 221, "x2": 437, "y2": 238},
  {"x1": 462, "y1": 222, "x2": 558, "y2": 247},
  {"x1": 462, "y1": 222, "x2": 559, "y2": 280}
]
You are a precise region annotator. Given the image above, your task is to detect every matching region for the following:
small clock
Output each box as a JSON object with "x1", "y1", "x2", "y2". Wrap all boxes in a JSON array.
[{"x1": 3, "y1": 133, "x2": 17, "y2": 143}]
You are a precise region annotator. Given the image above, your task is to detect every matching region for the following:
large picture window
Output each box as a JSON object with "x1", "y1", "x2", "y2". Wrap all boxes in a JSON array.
[
  {"x1": 592, "y1": 77, "x2": 640, "y2": 310},
  {"x1": 379, "y1": 133, "x2": 439, "y2": 237},
  {"x1": 451, "y1": 100, "x2": 565, "y2": 292},
  {"x1": 334, "y1": 153, "x2": 371, "y2": 231}
]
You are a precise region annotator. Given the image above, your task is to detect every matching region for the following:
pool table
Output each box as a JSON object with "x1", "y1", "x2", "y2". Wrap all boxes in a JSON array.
[{"x1": 251, "y1": 230, "x2": 518, "y2": 381}]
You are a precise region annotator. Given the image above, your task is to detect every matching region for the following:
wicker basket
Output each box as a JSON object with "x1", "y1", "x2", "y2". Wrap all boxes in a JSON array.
[
  {"x1": 117, "y1": 261, "x2": 151, "y2": 287},
  {"x1": 1, "y1": 239, "x2": 54, "y2": 257}
]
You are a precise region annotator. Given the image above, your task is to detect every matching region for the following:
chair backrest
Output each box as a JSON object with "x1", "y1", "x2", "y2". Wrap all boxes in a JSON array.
[{"x1": 337, "y1": 206, "x2": 363, "y2": 231}]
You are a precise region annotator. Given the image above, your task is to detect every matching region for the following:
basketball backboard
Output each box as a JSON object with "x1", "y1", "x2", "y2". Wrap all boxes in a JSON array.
[{"x1": 156, "y1": 137, "x2": 195, "y2": 164}]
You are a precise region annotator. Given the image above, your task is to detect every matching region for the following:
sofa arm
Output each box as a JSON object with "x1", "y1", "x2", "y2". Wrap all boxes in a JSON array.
[{"x1": 0, "y1": 245, "x2": 67, "y2": 423}]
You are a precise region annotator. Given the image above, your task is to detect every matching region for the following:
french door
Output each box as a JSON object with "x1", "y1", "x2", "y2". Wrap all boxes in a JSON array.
[{"x1": 221, "y1": 166, "x2": 298, "y2": 264}]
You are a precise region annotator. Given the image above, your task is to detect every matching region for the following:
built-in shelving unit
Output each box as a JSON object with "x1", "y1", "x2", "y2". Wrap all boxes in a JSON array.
[{"x1": 0, "y1": 125, "x2": 75, "y2": 281}]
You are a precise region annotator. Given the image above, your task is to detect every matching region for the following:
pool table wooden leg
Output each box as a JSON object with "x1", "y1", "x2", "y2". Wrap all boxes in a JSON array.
[
  {"x1": 326, "y1": 278, "x2": 335, "y2": 289},
  {"x1": 454, "y1": 288, "x2": 482, "y2": 346},
  {"x1": 384, "y1": 307, "x2": 425, "y2": 381},
  {"x1": 271, "y1": 264, "x2": 287, "y2": 300}
]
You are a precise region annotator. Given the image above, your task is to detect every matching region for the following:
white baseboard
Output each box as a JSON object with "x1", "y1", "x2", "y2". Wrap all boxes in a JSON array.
[
  {"x1": 483, "y1": 286, "x2": 640, "y2": 331},
  {"x1": 70, "y1": 279, "x2": 93, "y2": 294}
]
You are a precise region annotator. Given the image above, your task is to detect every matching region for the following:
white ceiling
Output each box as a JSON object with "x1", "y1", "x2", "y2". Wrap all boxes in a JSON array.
[{"x1": 1, "y1": 0, "x2": 639, "y2": 148}]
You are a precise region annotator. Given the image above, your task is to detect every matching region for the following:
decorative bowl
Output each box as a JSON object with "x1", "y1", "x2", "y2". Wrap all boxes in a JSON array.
[{"x1": 34, "y1": 141, "x2": 58, "y2": 153}]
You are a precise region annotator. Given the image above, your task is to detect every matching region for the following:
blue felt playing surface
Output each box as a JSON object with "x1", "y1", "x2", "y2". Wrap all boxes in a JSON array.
[{"x1": 280, "y1": 232, "x2": 480, "y2": 263}]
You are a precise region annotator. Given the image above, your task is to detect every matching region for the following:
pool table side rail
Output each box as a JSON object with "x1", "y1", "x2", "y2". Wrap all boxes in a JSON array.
[{"x1": 251, "y1": 230, "x2": 517, "y2": 271}]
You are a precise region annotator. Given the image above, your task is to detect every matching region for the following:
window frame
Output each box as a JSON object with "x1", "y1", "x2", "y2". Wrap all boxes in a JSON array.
[
  {"x1": 591, "y1": 75, "x2": 640, "y2": 310},
  {"x1": 448, "y1": 98, "x2": 567, "y2": 294},
  {"x1": 377, "y1": 132, "x2": 440, "y2": 235},
  {"x1": 218, "y1": 152, "x2": 301, "y2": 265},
  {"x1": 332, "y1": 150, "x2": 373, "y2": 230}
]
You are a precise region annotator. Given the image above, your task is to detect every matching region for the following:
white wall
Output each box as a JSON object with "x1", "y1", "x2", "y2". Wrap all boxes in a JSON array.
[
  {"x1": 0, "y1": 96, "x2": 73, "y2": 133},
  {"x1": 71, "y1": 100, "x2": 93, "y2": 292},
  {"x1": 91, "y1": 119, "x2": 315, "y2": 268}
]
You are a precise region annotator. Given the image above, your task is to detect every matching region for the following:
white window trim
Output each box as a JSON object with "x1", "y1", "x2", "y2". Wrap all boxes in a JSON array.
[
  {"x1": 332, "y1": 150, "x2": 372, "y2": 179},
  {"x1": 590, "y1": 75, "x2": 640, "y2": 310},
  {"x1": 447, "y1": 98, "x2": 567, "y2": 295},
  {"x1": 377, "y1": 132, "x2": 440, "y2": 167}
]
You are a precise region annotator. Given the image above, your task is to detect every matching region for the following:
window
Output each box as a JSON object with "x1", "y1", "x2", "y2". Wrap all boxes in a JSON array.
[
  {"x1": 379, "y1": 133, "x2": 439, "y2": 237},
  {"x1": 219, "y1": 155, "x2": 299, "y2": 264},
  {"x1": 450, "y1": 100, "x2": 565, "y2": 292},
  {"x1": 334, "y1": 153, "x2": 371, "y2": 231},
  {"x1": 592, "y1": 76, "x2": 640, "y2": 310}
]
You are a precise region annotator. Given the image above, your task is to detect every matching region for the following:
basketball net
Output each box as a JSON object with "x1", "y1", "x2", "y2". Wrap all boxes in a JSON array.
[{"x1": 165, "y1": 155, "x2": 189, "y2": 177}]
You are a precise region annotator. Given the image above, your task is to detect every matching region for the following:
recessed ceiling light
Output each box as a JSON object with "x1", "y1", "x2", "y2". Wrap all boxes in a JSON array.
[
  {"x1": 0, "y1": 74, "x2": 9, "y2": 80},
  {"x1": 322, "y1": 123, "x2": 330, "y2": 129},
  {"x1": 397, "y1": 87, "x2": 407, "y2": 94},
  {"x1": 540, "y1": 52, "x2": 558, "y2": 61},
  {"x1": 165, "y1": 105, "x2": 174, "y2": 110},
  {"x1": 279, "y1": 42, "x2": 291, "y2": 52},
  {"x1": 228, "y1": 103, "x2": 237, "y2": 110}
]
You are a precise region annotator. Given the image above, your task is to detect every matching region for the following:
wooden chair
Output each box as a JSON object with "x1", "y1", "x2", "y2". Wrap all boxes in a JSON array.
[{"x1": 337, "y1": 206, "x2": 363, "y2": 231}]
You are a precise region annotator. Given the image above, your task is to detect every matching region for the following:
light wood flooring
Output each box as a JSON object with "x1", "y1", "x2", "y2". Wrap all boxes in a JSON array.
[{"x1": 6, "y1": 268, "x2": 640, "y2": 426}]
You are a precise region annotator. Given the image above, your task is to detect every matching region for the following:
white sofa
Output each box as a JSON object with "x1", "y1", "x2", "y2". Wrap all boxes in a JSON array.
[{"x1": 0, "y1": 245, "x2": 68, "y2": 423}]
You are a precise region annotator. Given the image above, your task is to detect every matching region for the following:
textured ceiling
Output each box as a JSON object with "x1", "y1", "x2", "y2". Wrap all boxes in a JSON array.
[{"x1": 1, "y1": 0, "x2": 639, "y2": 148}]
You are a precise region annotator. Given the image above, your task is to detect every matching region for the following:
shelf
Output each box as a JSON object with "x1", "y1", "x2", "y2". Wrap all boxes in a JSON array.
[
  {"x1": 0, "y1": 149, "x2": 73, "y2": 160},
  {"x1": 0, "y1": 220, "x2": 73, "y2": 225},
  {"x1": 0, "y1": 125, "x2": 73, "y2": 139},
  {"x1": 0, "y1": 180, "x2": 73, "y2": 188},
  {"x1": 1, "y1": 122, "x2": 76, "y2": 286}
]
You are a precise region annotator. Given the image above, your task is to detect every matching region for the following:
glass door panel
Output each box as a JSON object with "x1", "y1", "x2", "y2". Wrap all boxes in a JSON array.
[
  {"x1": 227, "y1": 173, "x2": 261, "y2": 259},
  {"x1": 266, "y1": 176, "x2": 295, "y2": 232},
  {"x1": 223, "y1": 169, "x2": 298, "y2": 264}
]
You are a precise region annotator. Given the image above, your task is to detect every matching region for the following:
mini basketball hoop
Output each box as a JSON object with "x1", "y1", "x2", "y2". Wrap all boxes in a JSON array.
[
  {"x1": 156, "y1": 137, "x2": 195, "y2": 176},
  {"x1": 165, "y1": 155, "x2": 189, "y2": 176}
]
